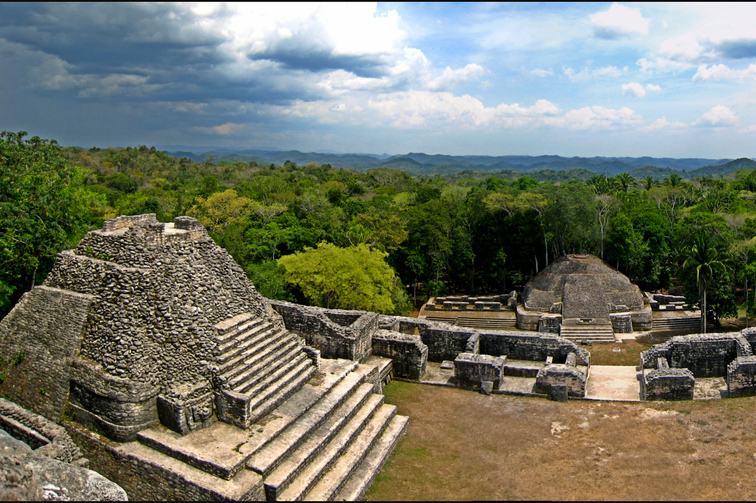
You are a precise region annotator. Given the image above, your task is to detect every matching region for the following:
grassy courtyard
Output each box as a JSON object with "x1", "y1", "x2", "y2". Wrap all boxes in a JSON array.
[{"x1": 366, "y1": 380, "x2": 756, "y2": 501}]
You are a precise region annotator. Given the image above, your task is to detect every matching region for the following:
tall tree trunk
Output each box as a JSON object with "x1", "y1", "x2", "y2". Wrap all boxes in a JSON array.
[{"x1": 701, "y1": 283, "x2": 707, "y2": 334}]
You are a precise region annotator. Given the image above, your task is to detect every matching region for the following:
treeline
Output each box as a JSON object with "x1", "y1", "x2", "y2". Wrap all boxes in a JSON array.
[{"x1": 3, "y1": 131, "x2": 756, "y2": 327}]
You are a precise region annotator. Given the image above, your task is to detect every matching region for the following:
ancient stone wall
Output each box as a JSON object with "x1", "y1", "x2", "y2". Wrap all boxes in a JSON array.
[
  {"x1": 477, "y1": 330, "x2": 590, "y2": 366},
  {"x1": 0, "y1": 398, "x2": 84, "y2": 465},
  {"x1": 0, "y1": 286, "x2": 93, "y2": 422},
  {"x1": 726, "y1": 356, "x2": 756, "y2": 397},
  {"x1": 534, "y1": 363, "x2": 587, "y2": 397},
  {"x1": 371, "y1": 330, "x2": 428, "y2": 380},
  {"x1": 641, "y1": 367, "x2": 695, "y2": 400},
  {"x1": 453, "y1": 353, "x2": 505, "y2": 389},
  {"x1": 269, "y1": 301, "x2": 374, "y2": 361},
  {"x1": 640, "y1": 333, "x2": 752, "y2": 377}
]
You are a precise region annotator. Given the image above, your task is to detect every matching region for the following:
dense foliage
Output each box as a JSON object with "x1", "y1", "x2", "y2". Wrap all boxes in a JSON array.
[{"x1": 3, "y1": 131, "x2": 756, "y2": 328}]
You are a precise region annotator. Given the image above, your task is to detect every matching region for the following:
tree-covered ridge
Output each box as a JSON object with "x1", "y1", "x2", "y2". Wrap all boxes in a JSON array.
[
  {"x1": 4, "y1": 132, "x2": 756, "y2": 329},
  {"x1": 168, "y1": 148, "x2": 747, "y2": 179}
]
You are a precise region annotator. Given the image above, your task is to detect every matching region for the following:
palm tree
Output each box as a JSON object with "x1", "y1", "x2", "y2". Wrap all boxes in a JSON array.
[
  {"x1": 640, "y1": 175, "x2": 659, "y2": 191},
  {"x1": 679, "y1": 234, "x2": 730, "y2": 333},
  {"x1": 664, "y1": 173, "x2": 683, "y2": 187},
  {"x1": 614, "y1": 172, "x2": 636, "y2": 193}
]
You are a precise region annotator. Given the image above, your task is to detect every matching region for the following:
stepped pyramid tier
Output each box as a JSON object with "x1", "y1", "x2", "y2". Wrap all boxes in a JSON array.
[
  {"x1": 0, "y1": 214, "x2": 409, "y2": 500},
  {"x1": 516, "y1": 254, "x2": 652, "y2": 340}
]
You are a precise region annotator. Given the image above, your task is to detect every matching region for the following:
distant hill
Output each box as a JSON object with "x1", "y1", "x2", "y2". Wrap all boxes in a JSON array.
[
  {"x1": 628, "y1": 165, "x2": 680, "y2": 180},
  {"x1": 164, "y1": 147, "x2": 753, "y2": 179},
  {"x1": 687, "y1": 158, "x2": 756, "y2": 178}
]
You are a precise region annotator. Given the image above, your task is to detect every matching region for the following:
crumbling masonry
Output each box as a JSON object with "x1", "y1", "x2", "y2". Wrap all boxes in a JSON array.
[{"x1": 0, "y1": 214, "x2": 407, "y2": 500}]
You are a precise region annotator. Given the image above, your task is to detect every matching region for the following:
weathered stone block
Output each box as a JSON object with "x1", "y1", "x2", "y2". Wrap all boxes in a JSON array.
[
  {"x1": 727, "y1": 356, "x2": 756, "y2": 397},
  {"x1": 642, "y1": 368, "x2": 694, "y2": 400},
  {"x1": 480, "y1": 381, "x2": 493, "y2": 395},
  {"x1": 534, "y1": 364, "x2": 586, "y2": 397},
  {"x1": 549, "y1": 384, "x2": 569, "y2": 402},
  {"x1": 453, "y1": 353, "x2": 505, "y2": 389},
  {"x1": 371, "y1": 330, "x2": 428, "y2": 380}
]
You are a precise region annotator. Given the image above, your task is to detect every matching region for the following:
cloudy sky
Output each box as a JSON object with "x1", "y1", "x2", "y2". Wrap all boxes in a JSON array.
[{"x1": 1, "y1": 2, "x2": 755, "y2": 157}]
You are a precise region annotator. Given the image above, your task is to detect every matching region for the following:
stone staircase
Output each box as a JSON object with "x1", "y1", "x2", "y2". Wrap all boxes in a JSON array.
[
  {"x1": 559, "y1": 323, "x2": 617, "y2": 343},
  {"x1": 425, "y1": 315, "x2": 517, "y2": 330},
  {"x1": 137, "y1": 358, "x2": 408, "y2": 501},
  {"x1": 214, "y1": 313, "x2": 318, "y2": 428},
  {"x1": 652, "y1": 316, "x2": 702, "y2": 333}
]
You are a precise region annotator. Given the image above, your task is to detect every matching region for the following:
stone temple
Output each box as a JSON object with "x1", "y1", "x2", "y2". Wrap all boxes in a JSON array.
[
  {"x1": 516, "y1": 254, "x2": 652, "y2": 342},
  {"x1": 0, "y1": 214, "x2": 407, "y2": 500}
]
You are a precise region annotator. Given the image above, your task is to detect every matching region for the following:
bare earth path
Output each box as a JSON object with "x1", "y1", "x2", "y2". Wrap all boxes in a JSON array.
[{"x1": 366, "y1": 381, "x2": 756, "y2": 501}]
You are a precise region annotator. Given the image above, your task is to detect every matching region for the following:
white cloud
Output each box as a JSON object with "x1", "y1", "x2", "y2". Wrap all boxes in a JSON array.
[
  {"x1": 563, "y1": 106, "x2": 641, "y2": 130},
  {"x1": 270, "y1": 91, "x2": 645, "y2": 133},
  {"x1": 639, "y1": 117, "x2": 687, "y2": 132},
  {"x1": 693, "y1": 63, "x2": 756, "y2": 81},
  {"x1": 563, "y1": 66, "x2": 625, "y2": 82},
  {"x1": 529, "y1": 68, "x2": 554, "y2": 78},
  {"x1": 621, "y1": 82, "x2": 661, "y2": 97},
  {"x1": 590, "y1": 3, "x2": 649, "y2": 39},
  {"x1": 693, "y1": 105, "x2": 738, "y2": 127},
  {"x1": 737, "y1": 125, "x2": 756, "y2": 134},
  {"x1": 426, "y1": 64, "x2": 488, "y2": 91},
  {"x1": 622, "y1": 83, "x2": 646, "y2": 97},
  {"x1": 636, "y1": 57, "x2": 695, "y2": 74}
]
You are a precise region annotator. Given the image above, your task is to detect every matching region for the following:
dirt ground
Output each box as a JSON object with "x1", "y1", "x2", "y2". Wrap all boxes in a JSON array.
[{"x1": 366, "y1": 381, "x2": 756, "y2": 501}]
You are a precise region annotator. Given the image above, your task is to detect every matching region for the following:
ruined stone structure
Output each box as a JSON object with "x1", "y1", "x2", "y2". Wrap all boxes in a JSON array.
[
  {"x1": 418, "y1": 293, "x2": 517, "y2": 330},
  {"x1": 640, "y1": 329, "x2": 756, "y2": 400},
  {"x1": 0, "y1": 214, "x2": 408, "y2": 500},
  {"x1": 270, "y1": 302, "x2": 591, "y2": 399},
  {"x1": 0, "y1": 398, "x2": 127, "y2": 500},
  {"x1": 516, "y1": 254, "x2": 652, "y2": 343}
]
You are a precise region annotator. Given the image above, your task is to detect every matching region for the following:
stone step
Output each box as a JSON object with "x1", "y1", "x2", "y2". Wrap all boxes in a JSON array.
[
  {"x1": 217, "y1": 318, "x2": 270, "y2": 353},
  {"x1": 141, "y1": 360, "x2": 358, "y2": 478},
  {"x1": 247, "y1": 371, "x2": 366, "y2": 477},
  {"x1": 241, "y1": 354, "x2": 311, "y2": 403},
  {"x1": 297, "y1": 404, "x2": 398, "y2": 501},
  {"x1": 225, "y1": 336, "x2": 302, "y2": 389},
  {"x1": 456, "y1": 317, "x2": 516, "y2": 328},
  {"x1": 245, "y1": 364, "x2": 318, "y2": 426},
  {"x1": 334, "y1": 414, "x2": 409, "y2": 502},
  {"x1": 263, "y1": 384, "x2": 379, "y2": 500},
  {"x1": 217, "y1": 323, "x2": 278, "y2": 366},
  {"x1": 214, "y1": 312, "x2": 255, "y2": 337},
  {"x1": 219, "y1": 328, "x2": 293, "y2": 378}
]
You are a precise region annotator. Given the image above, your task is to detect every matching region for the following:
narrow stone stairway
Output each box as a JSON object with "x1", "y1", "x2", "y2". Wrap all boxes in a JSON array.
[
  {"x1": 214, "y1": 313, "x2": 317, "y2": 427},
  {"x1": 559, "y1": 323, "x2": 617, "y2": 343}
]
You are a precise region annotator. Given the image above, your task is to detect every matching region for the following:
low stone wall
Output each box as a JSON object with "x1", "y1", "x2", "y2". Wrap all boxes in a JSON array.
[
  {"x1": 727, "y1": 356, "x2": 756, "y2": 397},
  {"x1": 269, "y1": 301, "x2": 374, "y2": 362},
  {"x1": 534, "y1": 363, "x2": 587, "y2": 397},
  {"x1": 477, "y1": 330, "x2": 590, "y2": 366},
  {"x1": 371, "y1": 330, "x2": 428, "y2": 380},
  {"x1": 641, "y1": 368, "x2": 695, "y2": 401},
  {"x1": 453, "y1": 353, "x2": 505, "y2": 389},
  {"x1": 640, "y1": 333, "x2": 752, "y2": 377},
  {"x1": 0, "y1": 398, "x2": 85, "y2": 465}
]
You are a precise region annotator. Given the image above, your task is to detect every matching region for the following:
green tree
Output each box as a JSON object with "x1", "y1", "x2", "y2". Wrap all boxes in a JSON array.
[
  {"x1": 278, "y1": 242, "x2": 399, "y2": 313},
  {"x1": 0, "y1": 131, "x2": 97, "y2": 316},
  {"x1": 678, "y1": 233, "x2": 732, "y2": 333},
  {"x1": 614, "y1": 173, "x2": 636, "y2": 193}
]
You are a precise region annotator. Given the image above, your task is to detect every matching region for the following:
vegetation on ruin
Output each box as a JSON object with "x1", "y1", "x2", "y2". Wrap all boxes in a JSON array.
[{"x1": 3, "y1": 130, "x2": 756, "y2": 326}]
